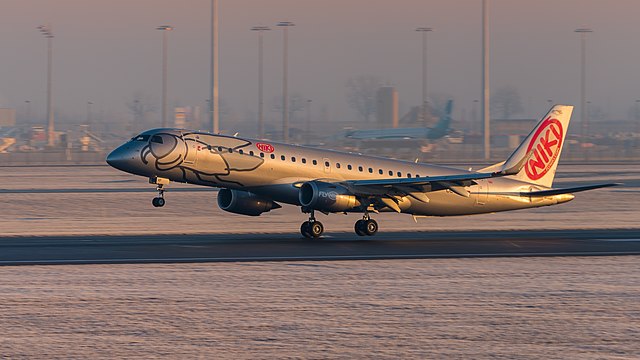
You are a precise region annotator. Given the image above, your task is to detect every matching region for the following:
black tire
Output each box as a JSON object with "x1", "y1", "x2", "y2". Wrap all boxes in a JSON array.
[
  {"x1": 300, "y1": 221, "x2": 312, "y2": 238},
  {"x1": 156, "y1": 197, "x2": 165, "y2": 207},
  {"x1": 354, "y1": 220, "x2": 366, "y2": 236},
  {"x1": 310, "y1": 221, "x2": 324, "y2": 238},
  {"x1": 364, "y1": 219, "x2": 378, "y2": 236},
  {"x1": 152, "y1": 198, "x2": 160, "y2": 207}
]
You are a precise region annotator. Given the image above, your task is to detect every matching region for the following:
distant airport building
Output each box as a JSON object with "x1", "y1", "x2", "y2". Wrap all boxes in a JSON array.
[
  {"x1": 0, "y1": 108, "x2": 16, "y2": 127},
  {"x1": 376, "y1": 87, "x2": 398, "y2": 129}
]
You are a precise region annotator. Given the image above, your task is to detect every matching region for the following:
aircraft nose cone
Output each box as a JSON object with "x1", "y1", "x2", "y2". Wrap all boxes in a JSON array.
[{"x1": 106, "y1": 146, "x2": 136, "y2": 172}]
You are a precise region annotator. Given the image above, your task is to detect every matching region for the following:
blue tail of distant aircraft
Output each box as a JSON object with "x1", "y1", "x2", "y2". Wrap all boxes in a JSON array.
[{"x1": 427, "y1": 100, "x2": 452, "y2": 140}]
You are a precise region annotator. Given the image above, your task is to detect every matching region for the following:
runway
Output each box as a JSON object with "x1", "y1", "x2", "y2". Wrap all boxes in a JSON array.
[{"x1": 1, "y1": 229, "x2": 639, "y2": 266}]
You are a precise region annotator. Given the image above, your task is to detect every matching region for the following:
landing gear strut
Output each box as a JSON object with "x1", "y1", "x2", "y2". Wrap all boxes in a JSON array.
[
  {"x1": 355, "y1": 213, "x2": 378, "y2": 236},
  {"x1": 150, "y1": 177, "x2": 170, "y2": 208},
  {"x1": 300, "y1": 209, "x2": 324, "y2": 238}
]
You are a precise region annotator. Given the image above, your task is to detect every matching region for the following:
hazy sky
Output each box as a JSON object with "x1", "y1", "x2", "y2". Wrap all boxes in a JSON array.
[{"x1": 2, "y1": 0, "x2": 640, "y2": 133}]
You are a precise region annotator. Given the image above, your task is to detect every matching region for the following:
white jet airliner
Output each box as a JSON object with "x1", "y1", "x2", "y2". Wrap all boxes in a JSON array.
[{"x1": 107, "y1": 105, "x2": 615, "y2": 238}]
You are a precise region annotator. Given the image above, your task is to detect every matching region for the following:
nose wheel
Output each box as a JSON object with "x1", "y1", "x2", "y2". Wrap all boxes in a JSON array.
[
  {"x1": 355, "y1": 214, "x2": 378, "y2": 236},
  {"x1": 301, "y1": 209, "x2": 324, "y2": 238},
  {"x1": 150, "y1": 176, "x2": 170, "y2": 208}
]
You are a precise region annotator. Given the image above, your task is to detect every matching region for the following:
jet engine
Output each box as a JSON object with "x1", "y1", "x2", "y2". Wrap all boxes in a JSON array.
[
  {"x1": 299, "y1": 181, "x2": 361, "y2": 212},
  {"x1": 217, "y1": 188, "x2": 281, "y2": 216}
]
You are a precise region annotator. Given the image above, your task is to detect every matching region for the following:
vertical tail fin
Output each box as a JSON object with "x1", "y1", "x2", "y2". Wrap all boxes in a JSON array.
[
  {"x1": 501, "y1": 105, "x2": 573, "y2": 187},
  {"x1": 428, "y1": 100, "x2": 453, "y2": 140}
]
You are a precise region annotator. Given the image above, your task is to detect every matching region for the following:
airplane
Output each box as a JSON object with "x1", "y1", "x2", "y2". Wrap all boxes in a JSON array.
[
  {"x1": 343, "y1": 100, "x2": 452, "y2": 141},
  {"x1": 107, "y1": 105, "x2": 616, "y2": 238}
]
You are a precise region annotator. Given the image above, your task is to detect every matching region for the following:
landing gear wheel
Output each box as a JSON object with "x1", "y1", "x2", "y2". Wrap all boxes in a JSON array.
[
  {"x1": 309, "y1": 221, "x2": 324, "y2": 238},
  {"x1": 301, "y1": 221, "x2": 312, "y2": 238},
  {"x1": 363, "y1": 219, "x2": 378, "y2": 236},
  {"x1": 355, "y1": 219, "x2": 366, "y2": 236},
  {"x1": 152, "y1": 197, "x2": 165, "y2": 207}
]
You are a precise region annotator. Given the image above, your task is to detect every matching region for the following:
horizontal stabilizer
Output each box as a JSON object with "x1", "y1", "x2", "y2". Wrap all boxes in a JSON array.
[{"x1": 523, "y1": 183, "x2": 619, "y2": 197}]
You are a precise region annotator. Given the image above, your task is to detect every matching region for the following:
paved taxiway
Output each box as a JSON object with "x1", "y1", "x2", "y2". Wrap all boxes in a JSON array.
[{"x1": 1, "y1": 229, "x2": 639, "y2": 266}]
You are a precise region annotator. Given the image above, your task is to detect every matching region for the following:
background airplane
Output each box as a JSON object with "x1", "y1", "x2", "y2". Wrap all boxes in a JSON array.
[
  {"x1": 107, "y1": 105, "x2": 616, "y2": 238},
  {"x1": 342, "y1": 100, "x2": 453, "y2": 141}
]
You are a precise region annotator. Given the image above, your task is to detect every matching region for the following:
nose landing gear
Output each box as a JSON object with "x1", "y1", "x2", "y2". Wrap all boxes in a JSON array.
[
  {"x1": 355, "y1": 213, "x2": 378, "y2": 236},
  {"x1": 300, "y1": 209, "x2": 324, "y2": 238},
  {"x1": 150, "y1": 176, "x2": 170, "y2": 208}
]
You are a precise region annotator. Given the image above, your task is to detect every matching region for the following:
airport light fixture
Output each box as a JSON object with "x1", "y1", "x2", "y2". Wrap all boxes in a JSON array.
[
  {"x1": 415, "y1": 27, "x2": 433, "y2": 126},
  {"x1": 575, "y1": 28, "x2": 592, "y2": 146},
  {"x1": 277, "y1": 21, "x2": 295, "y2": 143},
  {"x1": 251, "y1": 26, "x2": 271, "y2": 139},
  {"x1": 210, "y1": 0, "x2": 219, "y2": 134},
  {"x1": 157, "y1": 25, "x2": 174, "y2": 128},
  {"x1": 482, "y1": 0, "x2": 490, "y2": 160},
  {"x1": 37, "y1": 25, "x2": 55, "y2": 147}
]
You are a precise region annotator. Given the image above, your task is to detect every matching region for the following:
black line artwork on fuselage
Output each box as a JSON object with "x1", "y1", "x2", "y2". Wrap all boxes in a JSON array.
[{"x1": 140, "y1": 132, "x2": 265, "y2": 187}]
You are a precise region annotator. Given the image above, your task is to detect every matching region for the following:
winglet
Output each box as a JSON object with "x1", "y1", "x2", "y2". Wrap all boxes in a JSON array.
[{"x1": 495, "y1": 150, "x2": 534, "y2": 176}]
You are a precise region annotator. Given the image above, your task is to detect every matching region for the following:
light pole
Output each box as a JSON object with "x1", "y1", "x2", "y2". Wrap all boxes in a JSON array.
[
  {"x1": 157, "y1": 25, "x2": 174, "y2": 128},
  {"x1": 86, "y1": 101, "x2": 94, "y2": 127},
  {"x1": 306, "y1": 99, "x2": 312, "y2": 144},
  {"x1": 37, "y1": 25, "x2": 55, "y2": 147},
  {"x1": 482, "y1": 0, "x2": 490, "y2": 160},
  {"x1": 575, "y1": 28, "x2": 592, "y2": 145},
  {"x1": 25, "y1": 100, "x2": 32, "y2": 124},
  {"x1": 251, "y1": 26, "x2": 271, "y2": 139},
  {"x1": 277, "y1": 21, "x2": 295, "y2": 142},
  {"x1": 415, "y1": 27, "x2": 433, "y2": 126},
  {"x1": 210, "y1": 0, "x2": 219, "y2": 134}
]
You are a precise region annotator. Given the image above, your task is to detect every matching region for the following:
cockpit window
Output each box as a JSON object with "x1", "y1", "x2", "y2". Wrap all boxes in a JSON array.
[
  {"x1": 132, "y1": 135, "x2": 150, "y2": 142},
  {"x1": 150, "y1": 135, "x2": 163, "y2": 144}
]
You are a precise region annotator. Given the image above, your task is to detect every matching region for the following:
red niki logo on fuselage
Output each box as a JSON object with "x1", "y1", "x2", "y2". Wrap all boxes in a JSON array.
[
  {"x1": 524, "y1": 117, "x2": 563, "y2": 181},
  {"x1": 256, "y1": 142, "x2": 274, "y2": 153}
]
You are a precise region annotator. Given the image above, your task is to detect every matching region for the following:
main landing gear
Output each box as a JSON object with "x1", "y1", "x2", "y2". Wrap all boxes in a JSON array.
[
  {"x1": 355, "y1": 213, "x2": 378, "y2": 236},
  {"x1": 300, "y1": 210, "x2": 324, "y2": 238},
  {"x1": 150, "y1": 176, "x2": 170, "y2": 208}
]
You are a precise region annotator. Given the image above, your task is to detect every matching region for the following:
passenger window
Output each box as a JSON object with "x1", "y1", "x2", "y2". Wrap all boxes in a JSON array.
[
  {"x1": 207, "y1": 145, "x2": 212, "y2": 150},
  {"x1": 218, "y1": 146, "x2": 223, "y2": 152},
  {"x1": 150, "y1": 135, "x2": 163, "y2": 144},
  {"x1": 313, "y1": 160, "x2": 318, "y2": 165},
  {"x1": 388, "y1": 170, "x2": 393, "y2": 176},
  {"x1": 281, "y1": 155, "x2": 286, "y2": 161},
  {"x1": 348, "y1": 165, "x2": 352, "y2": 170},
  {"x1": 378, "y1": 169, "x2": 383, "y2": 175},
  {"x1": 324, "y1": 161, "x2": 330, "y2": 167},
  {"x1": 416, "y1": 174, "x2": 420, "y2": 178},
  {"x1": 229, "y1": 148, "x2": 233, "y2": 153},
  {"x1": 336, "y1": 163, "x2": 341, "y2": 169},
  {"x1": 291, "y1": 157, "x2": 296, "y2": 162},
  {"x1": 302, "y1": 158, "x2": 307, "y2": 164},
  {"x1": 260, "y1": 152, "x2": 265, "y2": 158},
  {"x1": 358, "y1": 166, "x2": 363, "y2": 172},
  {"x1": 368, "y1": 168, "x2": 373, "y2": 173},
  {"x1": 270, "y1": 154, "x2": 275, "y2": 159},
  {"x1": 249, "y1": 151, "x2": 254, "y2": 156},
  {"x1": 397, "y1": 172, "x2": 402, "y2": 177},
  {"x1": 239, "y1": 149, "x2": 244, "y2": 154},
  {"x1": 407, "y1": 173, "x2": 411, "y2": 178}
]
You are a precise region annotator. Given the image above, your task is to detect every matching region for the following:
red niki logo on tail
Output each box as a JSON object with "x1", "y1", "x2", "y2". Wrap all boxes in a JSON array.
[{"x1": 524, "y1": 117, "x2": 563, "y2": 181}]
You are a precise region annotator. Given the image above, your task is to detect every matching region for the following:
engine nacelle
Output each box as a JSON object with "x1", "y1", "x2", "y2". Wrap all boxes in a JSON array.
[
  {"x1": 217, "y1": 188, "x2": 281, "y2": 216},
  {"x1": 299, "y1": 181, "x2": 361, "y2": 212}
]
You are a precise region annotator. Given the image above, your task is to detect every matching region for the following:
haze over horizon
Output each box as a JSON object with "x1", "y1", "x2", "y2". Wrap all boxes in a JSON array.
[{"x1": 2, "y1": 0, "x2": 639, "y2": 135}]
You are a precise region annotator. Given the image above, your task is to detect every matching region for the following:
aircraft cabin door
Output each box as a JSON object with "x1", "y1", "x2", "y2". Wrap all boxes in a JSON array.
[
  {"x1": 182, "y1": 134, "x2": 198, "y2": 166},
  {"x1": 323, "y1": 158, "x2": 331, "y2": 174},
  {"x1": 475, "y1": 179, "x2": 489, "y2": 205}
]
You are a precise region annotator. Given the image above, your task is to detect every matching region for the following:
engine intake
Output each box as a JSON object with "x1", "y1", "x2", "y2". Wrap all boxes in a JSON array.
[
  {"x1": 217, "y1": 189, "x2": 281, "y2": 216},
  {"x1": 299, "y1": 181, "x2": 361, "y2": 212}
]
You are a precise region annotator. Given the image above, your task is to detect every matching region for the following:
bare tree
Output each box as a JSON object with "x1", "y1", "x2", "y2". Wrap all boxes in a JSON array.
[
  {"x1": 345, "y1": 75, "x2": 381, "y2": 122},
  {"x1": 491, "y1": 85, "x2": 524, "y2": 119}
]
